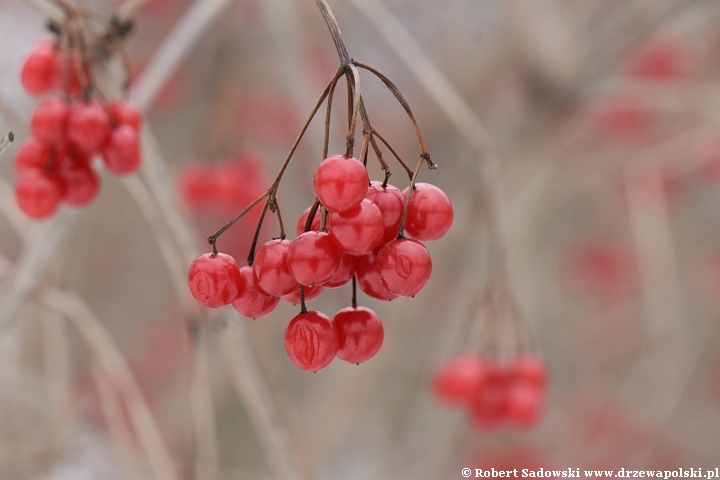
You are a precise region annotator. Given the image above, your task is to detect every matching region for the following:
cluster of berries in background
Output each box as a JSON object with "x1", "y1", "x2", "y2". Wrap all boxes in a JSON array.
[
  {"x1": 188, "y1": 153, "x2": 453, "y2": 371},
  {"x1": 16, "y1": 37, "x2": 143, "y2": 220},
  {"x1": 431, "y1": 353, "x2": 548, "y2": 430}
]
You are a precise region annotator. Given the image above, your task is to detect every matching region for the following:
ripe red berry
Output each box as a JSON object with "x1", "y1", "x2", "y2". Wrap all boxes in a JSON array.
[
  {"x1": 313, "y1": 155, "x2": 368, "y2": 213},
  {"x1": 284, "y1": 311, "x2": 338, "y2": 372},
  {"x1": 355, "y1": 248, "x2": 398, "y2": 301},
  {"x1": 20, "y1": 39, "x2": 57, "y2": 95},
  {"x1": 177, "y1": 163, "x2": 217, "y2": 209},
  {"x1": 102, "y1": 124, "x2": 141, "y2": 175},
  {"x1": 284, "y1": 284, "x2": 324, "y2": 305},
  {"x1": 506, "y1": 382, "x2": 543, "y2": 428},
  {"x1": 30, "y1": 98, "x2": 69, "y2": 146},
  {"x1": 15, "y1": 171, "x2": 64, "y2": 219},
  {"x1": 402, "y1": 183, "x2": 453, "y2": 241},
  {"x1": 512, "y1": 355, "x2": 548, "y2": 389},
  {"x1": 333, "y1": 306, "x2": 384, "y2": 364},
  {"x1": 430, "y1": 353, "x2": 485, "y2": 406},
  {"x1": 323, "y1": 252, "x2": 358, "y2": 288},
  {"x1": 468, "y1": 360, "x2": 508, "y2": 431},
  {"x1": 232, "y1": 266, "x2": 280, "y2": 318},
  {"x1": 286, "y1": 231, "x2": 341, "y2": 286},
  {"x1": 252, "y1": 239, "x2": 298, "y2": 297},
  {"x1": 327, "y1": 199, "x2": 383, "y2": 255},
  {"x1": 108, "y1": 101, "x2": 143, "y2": 131},
  {"x1": 296, "y1": 206, "x2": 321, "y2": 236},
  {"x1": 376, "y1": 239, "x2": 432, "y2": 296},
  {"x1": 56, "y1": 161, "x2": 100, "y2": 207},
  {"x1": 188, "y1": 253, "x2": 244, "y2": 308},
  {"x1": 52, "y1": 52, "x2": 85, "y2": 97},
  {"x1": 67, "y1": 100, "x2": 111, "y2": 153},
  {"x1": 15, "y1": 137, "x2": 50, "y2": 173},
  {"x1": 365, "y1": 181, "x2": 404, "y2": 243}
]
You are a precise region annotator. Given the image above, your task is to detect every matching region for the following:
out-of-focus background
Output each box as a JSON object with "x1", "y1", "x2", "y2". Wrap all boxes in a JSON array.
[{"x1": 2, "y1": 0, "x2": 720, "y2": 478}]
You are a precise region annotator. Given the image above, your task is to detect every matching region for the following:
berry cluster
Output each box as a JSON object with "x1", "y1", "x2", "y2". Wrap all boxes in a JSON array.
[
  {"x1": 431, "y1": 353, "x2": 548, "y2": 430},
  {"x1": 16, "y1": 37, "x2": 143, "y2": 220}
]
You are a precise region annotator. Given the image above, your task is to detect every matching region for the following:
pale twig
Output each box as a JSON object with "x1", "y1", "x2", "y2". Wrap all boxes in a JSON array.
[
  {"x1": 21, "y1": 0, "x2": 64, "y2": 23},
  {"x1": 0, "y1": 132, "x2": 13, "y2": 156},
  {"x1": 115, "y1": 0, "x2": 150, "y2": 25}
]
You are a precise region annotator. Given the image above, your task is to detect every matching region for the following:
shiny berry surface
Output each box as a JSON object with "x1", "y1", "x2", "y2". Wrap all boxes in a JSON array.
[
  {"x1": 402, "y1": 183, "x2": 453, "y2": 241},
  {"x1": 15, "y1": 171, "x2": 64, "y2": 220},
  {"x1": 30, "y1": 98, "x2": 69, "y2": 146},
  {"x1": 366, "y1": 181, "x2": 404, "y2": 243},
  {"x1": 327, "y1": 199, "x2": 383, "y2": 255},
  {"x1": 67, "y1": 100, "x2": 111, "y2": 153},
  {"x1": 355, "y1": 248, "x2": 398, "y2": 301},
  {"x1": 283, "y1": 285, "x2": 324, "y2": 305},
  {"x1": 296, "y1": 206, "x2": 321, "y2": 236},
  {"x1": 108, "y1": 101, "x2": 143, "y2": 131},
  {"x1": 232, "y1": 266, "x2": 280, "y2": 318},
  {"x1": 323, "y1": 252, "x2": 358, "y2": 288},
  {"x1": 56, "y1": 161, "x2": 100, "y2": 207},
  {"x1": 20, "y1": 39, "x2": 57, "y2": 95},
  {"x1": 187, "y1": 253, "x2": 244, "y2": 308},
  {"x1": 284, "y1": 311, "x2": 338, "y2": 372},
  {"x1": 376, "y1": 239, "x2": 432, "y2": 296},
  {"x1": 287, "y1": 231, "x2": 341, "y2": 286},
  {"x1": 431, "y1": 353, "x2": 485, "y2": 406},
  {"x1": 252, "y1": 239, "x2": 298, "y2": 297},
  {"x1": 102, "y1": 125, "x2": 141, "y2": 175},
  {"x1": 15, "y1": 138, "x2": 50, "y2": 173},
  {"x1": 333, "y1": 306, "x2": 384, "y2": 364},
  {"x1": 313, "y1": 155, "x2": 368, "y2": 213}
]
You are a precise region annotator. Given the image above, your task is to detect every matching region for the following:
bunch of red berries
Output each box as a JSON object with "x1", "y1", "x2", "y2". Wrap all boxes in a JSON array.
[
  {"x1": 431, "y1": 353, "x2": 548, "y2": 430},
  {"x1": 15, "y1": 37, "x2": 143, "y2": 220}
]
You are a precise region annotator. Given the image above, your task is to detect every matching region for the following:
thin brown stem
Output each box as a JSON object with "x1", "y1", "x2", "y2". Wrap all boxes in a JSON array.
[
  {"x1": 304, "y1": 199, "x2": 321, "y2": 233},
  {"x1": 323, "y1": 67, "x2": 345, "y2": 160},
  {"x1": 368, "y1": 135, "x2": 391, "y2": 178},
  {"x1": 207, "y1": 191, "x2": 269, "y2": 248},
  {"x1": 371, "y1": 129, "x2": 413, "y2": 180},
  {"x1": 314, "y1": 0, "x2": 350, "y2": 64},
  {"x1": 247, "y1": 201, "x2": 271, "y2": 266},
  {"x1": 351, "y1": 275, "x2": 357, "y2": 308},
  {"x1": 359, "y1": 133, "x2": 371, "y2": 167},
  {"x1": 396, "y1": 154, "x2": 427, "y2": 238},
  {"x1": 299, "y1": 286, "x2": 307, "y2": 314},
  {"x1": 272, "y1": 198, "x2": 286, "y2": 240}
]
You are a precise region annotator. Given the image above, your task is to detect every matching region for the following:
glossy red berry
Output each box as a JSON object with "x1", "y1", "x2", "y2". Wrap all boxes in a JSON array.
[
  {"x1": 284, "y1": 311, "x2": 338, "y2": 372},
  {"x1": 20, "y1": 39, "x2": 57, "y2": 95},
  {"x1": 313, "y1": 155, "x2": 368, "y2": 213},
  {"x1": 15, "y1": 137, "x2": 50, "y2": 173},
  {"x1": 333, "y1": 306, "x2": 384, "y2": 364},
  {"x1": 402, "y1": 183, "x2": 453, "y2": 241},
  {"x1": 108, "y1": 101, "x2": 143, "y2": 131},
  {"x1": 252, "y1": 239, "x2": 298, "y2": 297},
  {"x1": 232, "y1": 266, "x2": 280, "y2": 318},
  {"x1": 365, "y1": 181, "x2": 404, "y2": 243},
  {"x1": 101, "y1": 125, "x2": 141, "y2": 175},
  {"x1": 431, "y1": 353, "x2": 485, "y2": 406},
  {"x1": 327, "y1": 199, "x2": 383, "y2": 255},
  {"x1": 296, "y1": 206, "x2": 321, "y2": 236},
  {"x1": 355, "y1": 248, "x2": 398, "y2": 301},
  {"x1": 15, "y1": 171, "x2": 64, "y2": 220},
  {"x1": 30, "y1": 98, "x2": 69, "y2": 146},
  {"x1": 68, "y1": 100, "x2": 111, "y2": 153},
  {"x1": 283, "y1": 285, "x2": 324, "y2": 305},
  {"x1": 56, "y1": 161, "x2": 100, "y2": 207},
  {"x1": 188, "y1": 253, "x2": 244, "y2": 308},
  {"x1": 468, "y1": 360, "x2": 508, "y2": 431},
  {"x1": 287, "y1": 231, "x2": 341, "y2": 286},
  {"x1": 323, "y1": 252, "x2": 358, "y2": 288},
  {"x1": 376, "y1": 239, "x2": 432, "y2": 296}
]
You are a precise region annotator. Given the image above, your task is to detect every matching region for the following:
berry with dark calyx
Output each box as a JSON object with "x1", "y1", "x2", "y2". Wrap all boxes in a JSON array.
[
  {"x1": 323, "y1": 252, "x2": 358, "y2": 288},
  {"x1": 15, "y1": 137, "x2": 50, "y2": 173},
  {"x1": 402, "y1": 183, "x2": 453, "y2": 241},
  {"x1": 67, "y1": 100, "x2": 111, "y2": 153},
  {"x1": 188, "y1": 253, "x2": 244, "y2": 308},
  {"x1": 108, "y1": 101, "x2": 143, "y2": 131},
  {"x1": 252, "y1": 239, "x2": 298, "y2": 297},
  {"x1": 376, "y1": 238, "x2": 432, "y2": 296},
  {"x1": 15, "y1": 171, "x2": 64, "y2": 220},
  {"x1": 327, "y1": 199, "x2": 384, "y2": 255},
  {"x1": 333, "y1": 306, "x2": 384, "y2": 364},
  {"x1": 287, "y1": 231, "x2": 341, "y2": 286},
  {"x1": 284, "y1": 311, "x2": 338, "y2": 372},
  {"x1": 355, "y1": 247, "x2": 398, "y2": 301},
  {"x1": 365, "y1": 181, "x2": 404, "y2": 243},
  {"x1": 30, "y1": 98, "x2": 69, "y2": 146},
  {"x1": 232, "y1": 266, "x2": 280, "y2": 319},
  {"x1": 284, "y1": 285, "x2": 324, "y2": 305},
  {"x1": 20, "y1": 38, "x2": 57, "y2": 95},
  {"x1": 102, "y1": 124, "x2": 141, "y2": 175},
  {"x1": 56, "y1": 161, "x2": 100, "y2": 207},
  {"x1": 313, "y1": 155, "x2": 368, "y2": 213},
  {"x1": 296, "y1": 206, "x2": 321, "y2": 236},
  {"x1": 431, "y1": 353, "x2": 485, "y2": 406}
]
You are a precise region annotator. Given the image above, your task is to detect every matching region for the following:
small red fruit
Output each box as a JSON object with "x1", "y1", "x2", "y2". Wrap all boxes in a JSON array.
[
  {"x1": 376, "y1": 238, "x2": 432, "y2": 296},
  {"x1": 283, "y1": 285, "x2": 324, "y2": 305},
  {"x1": 102, "y1": 125, "x2": 141, "y2": 175},
  {"x1": 296, "y1": 206, "x2": 321, "y2": 236},
  {"x1": 333, "y1": 306, "x2": 384, "y2": 364},
  {"x1": 30, "y1": 98, "x2": 69, "y2": 146},
  {"x1": 15, "y1": 137, "x2": 50, "y2": 173},
  {"x1": 20, "y1": 39, "x2": 57, "y2": 95},
  {"x1": 402, "y1": 183, "x2": 453, "y2": 241},
  {"x1": 68, "y1": 100, "x2": 111, "y2": 153},
  {"x1": 355, "y1": 248, "x2": 398, "y2": 301},
  {"x1": 56, "y1": 161, "x2": 100, "y2": 207},
  {"x1": 286, "y1": 231, "x2": 341, "y2": 286},
  {"x1": 431, "y1": 353, "x2": 485, "y2": 406},
  {"x1": 108, "y1": 101, "x2": 143, "y2": 131},
  {"x1": 323, "y1": 252, "x2": 358, "y2": 288},
  {"x1": 15, "y1": 171, "x2": 64, "y2": 220},
  {"x1": 188, "y1": 253, "x2": 244, "y2": 308},
  {"x1": 313, "y1": 155, "x2": 368, "y2": 213},
  {"x1": 252, "y1": 239, "x2": 298, "y2": 297},
  {"x1": 284, "y1": 311, "x2": 338, "y2": 372},
  {"x1": 232, "y1": 266, "x2": 280, "y2": 318},
  {"x1": 365, "y1": 181, "x2": 404, "y2": 243},
  {"x1": 327, "y1": 199, "x2": 384, "y2": 255}
]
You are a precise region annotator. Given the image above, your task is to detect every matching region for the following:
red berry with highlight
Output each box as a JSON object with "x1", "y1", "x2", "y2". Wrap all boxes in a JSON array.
[
  {"x1": 15, "y1": 171, "x2": 64, "y2": 220},
  {"x1": 287, "y1": 231, "x2": 341, "y2": 286},
  {"x1": 355, "y1": 248, "x2": 398, "y2": 301},
  {"x1": 232, "y1": 266, "x2": 280, "y2": 318},
  {"x1": 108, "y1": 101, "x2": 143, "y2": 131},
  {"x1": 30, "y1": 98, "x2": 69, "y2": 146},
  {"x1": 102, "y1": 125, "x2": 141, "y2": 175},
  {"x1": 431, "y1": 353, "x2": 485, "y2": 406},
  {"x1": 15, "y1": 137, "x2": 50, "y2": 174},
  {"x1": 21, "y1": 39, "x2": 57, "y2": 95},
  {"x1": 376, "y1": 238, "x2": 432, "y2": 296},
  {"x1": 284, "y1": 311, "x2": 338, "y2": 372},
  {"x1": 333, "y1": 306, "x2": 384, "y2": 364},
  {"x1": 468, "y1": 360, "x2": 508, "y2": 431},
  {"x1": 252, "y1": 239, "x2": 298, "y2": 297},
  {"x1": 56, "y1": 161, "x2": 100, "y2": 207},
  {"x1": 327, "y1": 199, "x2": 383, "y2": 255},
  {"x1": 68, "y1": 100, "x2": 111, "y2": 153},
  {"x1": 188, "y1": 253, "x2": 244, "y2": 308},
  {"x1": 506, "y1": 382, "x2": 543, "y2": 428},
  {"x1": 323, "y1": 252, "x2": 358, "y2": 288},
  {"x1": 402, "y1": 183, "x2": 453, "y2": 241},
  {"x1": 365, "y1": 181, "x2": 404, "y2": 243},
  {"x1": 313, "y1": 155, "x2": 368, "y2": 213},
  {"x1": 296, "y1": 206, "x2": 321, "y2": 236}
]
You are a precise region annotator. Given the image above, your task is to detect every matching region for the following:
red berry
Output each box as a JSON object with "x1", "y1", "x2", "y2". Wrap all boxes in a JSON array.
[
  {"x1": 15, "y1": 137, "x2": 50, "y2": 173},
  {"x1": 313, "y1": 155, "x2": 368, "y2": 213},
  {"x1": 512, "y1": 355, "x2": 548, "y2": 389},
  {"x1": 323, "y1": 252, "x2": 358, "y2": 288},
  {"x1": 188, "y1": 253, "x2": 244, "y2": 308},
  {"x1": 67, "y1": 100, "x2": 111, "y2": 153},
  {"x1": 355, "y1": 248, "x2": 398, "y2": 301},
  {"x1": 333, "y1": 306, "x2": 384, "y2": 364},
  {"x1": 365, "y1": 181, "x2": 404, "y2": 243},
  {"x1": 108, "y1": 101, "x2": 143, "y2": 131},
  {"x1": 56, "y1": 161, "x2": 100, "y2": 207},
  {"x1": 284, "y1": 285, "x2": 324, "y2": 305},
  {"x1": 296, "y1": 206, "x2": 321, "y2": 236},
  {"x1": 402, "y1": 183, "x2": 453, "y2": 241},
  {"x1": 468, "y1": 360, "x2": 509, "y2": 431},
  {"x1": 327, "y1": 199, "x2": 383, "y2": 255},
  {"x1": 177, "y1": 163, "x2": 217, "y2": 208},
  {"x1": 252, "y1": 239, "x2": 298, "y2": 297},
  {"x1": 30, "y1": 98, "x2": 69, "y2": 146},
  {"x1": 430, "y1": 353, "x2": 484, "y2": 406},
  {"x1": 102, "y1": 125, "x2": 141, "y2": 175},
  {"x1": 284, "y1": 311, "x2": 338, "y2": 372},
  {"x1": 20, "y1": 39, "x2": 57, "y2": 95},
  {"x1": 232, "y1": 266, "x2": 280, "y2": 318},
  {"x1": 506, "y1": 382, "x2": 543, "y2": 428},
  {"x1": 286, "y1": 231, "x2": 341, "y2": 286},
  {"x1": 15, "y1": 171, "x2": 64, "y2": 219},
  {"x1": 376, "y1": 239, "x2": 432, "y2": 296}
]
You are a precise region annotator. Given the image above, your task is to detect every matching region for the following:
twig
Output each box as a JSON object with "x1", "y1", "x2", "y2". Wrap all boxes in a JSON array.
[
  {"x1": 115, "y1": 0, "x2": 150, "y2": 25},
  {"x1": 22, "y1": 0, "x2": 64, "y2": 23},
  {"x1": 0, "y1": 132, "x2": 13, "y2": 156}
]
